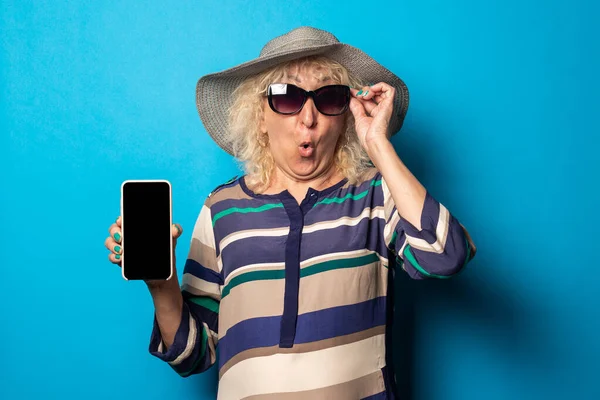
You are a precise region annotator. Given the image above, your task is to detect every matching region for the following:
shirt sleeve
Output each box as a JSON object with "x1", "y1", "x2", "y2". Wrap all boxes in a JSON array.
[
  {"x1": 148, "y1": 202, "x2": 222, "y2": 377},
  {"x1": 381, "y1": 177, "x2": 477, "y2": 279}
]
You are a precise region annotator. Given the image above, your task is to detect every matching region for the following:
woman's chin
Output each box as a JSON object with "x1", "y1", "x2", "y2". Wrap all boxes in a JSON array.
[{"x1": 285, "y1": 159, "x2": 331, "y2": 179}]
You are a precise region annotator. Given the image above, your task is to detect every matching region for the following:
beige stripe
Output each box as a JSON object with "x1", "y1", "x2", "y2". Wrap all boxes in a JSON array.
[
  {"x1": 384, "y1": 209, "x2": 400, "y2": 247},
  {"x1": 220, "y1": 325, "x2": 386, "y2": 380},
  {"x1": 405, "y1": 203, "x2": 450, "y2": 253},
  {"x1": 188, "y1": 238, "x2": 218, "y2": 273},
  {"x1": 219, "y1": 226, "x2": 289, "y2": 253},
  {"x1": 181, "y1": 283, "x2": 221, "y2": 301},
  {"x1": 300, "y1": 248, "x2": 373, "y2": 269},
  {"x1": 192, "y1": 205, "x2": 215, "y2": 245},
  {"x1": 217, "y1": 333, "x2": 386, "y2": 399},
  {"x1": 182, "y1": 273, "x2": 221, "y2": 299},
  {"x1": 220, "y1": 260, "x2": 387, "y2": 337},
  {"x1": 297, "y1": 261, "x2": 387, "y2": 321},
  {"x1": 208, "y1": 182, "x2": 252, "y2": 204},
  {"x1": 397, "y1": 239, "x2": 408, "y2": 261},
  {"x1": 379, "y1": 254, "x2": 390, "y2": 268},
  {"x1": 219, "y1": 279, "x2": 284, "y2": 338},
  {"x1": 169, "y1": 312, "x2": 197, "y2": 366},
  {"x1": 205, "y1": 322, "x2": 218, "y2": 366},
  {"x1": 243, "y1": 369, "x2": 385, "y2": 400},
  {"x1": 303, "y1": 206, "x2": 385, "y2": 233}
]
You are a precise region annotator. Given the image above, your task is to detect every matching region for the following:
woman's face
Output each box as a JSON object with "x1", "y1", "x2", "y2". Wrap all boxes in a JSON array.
[{"x1": 259, "y1": 66, "x2": 346, "y2": 182}]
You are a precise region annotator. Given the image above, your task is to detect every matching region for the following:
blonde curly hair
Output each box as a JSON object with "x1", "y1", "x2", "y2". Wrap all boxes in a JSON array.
[{"x1": 227, "y1": 56, "x2": 371, "y2": 192}]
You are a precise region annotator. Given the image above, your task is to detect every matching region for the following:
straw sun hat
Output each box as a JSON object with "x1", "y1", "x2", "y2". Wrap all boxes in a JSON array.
[{"x1": 195, "y1": 26, "x2": 409, "y2": 155}]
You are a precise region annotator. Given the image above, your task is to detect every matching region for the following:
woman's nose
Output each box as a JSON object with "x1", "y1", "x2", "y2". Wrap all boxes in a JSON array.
[{"x1": 300, "y1": 97, "x2": 318, "y2": 128}]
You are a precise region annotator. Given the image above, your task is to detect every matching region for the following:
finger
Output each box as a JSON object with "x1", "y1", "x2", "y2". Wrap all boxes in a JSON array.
[
  {"x1": 365, "y1": 83, "x2": 395, "y2": 103},
  {"x1": 108, "y1": 252, "x2": 122, "y2": 265},
  {"x1": 351, "y1": 88, "x2": 378, "y2": 115},
  {"x1": 104, "y1": 236, "x2": 122, "y2": 255},
  {"x1": 349, "y1": 97, "x2": 368, "y2": 120},
  {"x1": 367, "y1": 82, "x2": 393, "y2": 94},
  {"x1": 172, "y1": 223, "x2": 183, "y2": 240},
  {"x1": 116, "y1": 216, "x2": 121, "y2": 228},
  {"x1": 108, "y1": 223, "x2": 122, "y2": 244},
  {"x1": 361, "y1": 99, "x2": 378, "y2": 115}
]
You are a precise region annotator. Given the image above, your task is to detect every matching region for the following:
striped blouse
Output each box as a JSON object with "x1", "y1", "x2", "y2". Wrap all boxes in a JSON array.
[{"x1": 149, "y1": 167, "x2": 476, "y2": 399}]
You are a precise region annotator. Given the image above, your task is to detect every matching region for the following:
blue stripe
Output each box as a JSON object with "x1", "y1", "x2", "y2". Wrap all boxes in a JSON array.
[
  {"x1": 184, "y1": 294, "x2": 219, "y2": 333},
  {"x1": 399, "y1": 191, "x2": 440, "y2": 239},
  {"x1": 301, "y1": 217, "x2": 390, "y2": 262},
  {"x1": 183, "y1": 259, "x2": 223, "y2": 284},
  {"x1": 218, "y1": 296, "x2": 387, "y2": 369},
  {"x1": 213, "y1": 207, "x2": 289, "y2": 246},
  {"x1": 402, "y1": 216, "x2": 469, "y2": 278},
  {"x1": 220, "y1": 217, "x2": 392, "y2": 279}
]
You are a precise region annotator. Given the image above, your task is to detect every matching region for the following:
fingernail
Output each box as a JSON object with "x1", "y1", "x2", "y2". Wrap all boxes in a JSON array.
[
  {"x1": 363, "y1": 91, "x2": 369, "y2": 96},
  {"x1": 114, "y1": 232, "x2": 121, "y2": 242},
  {"x1": 115, "y1": 254, "x2": 121, "y2": 260},
  {"x1": 356, "y1": 90, "x2": 363, "y2": 96},
  {"x1": 114, "y1": 245, "x2": 121, "y2": 253}
]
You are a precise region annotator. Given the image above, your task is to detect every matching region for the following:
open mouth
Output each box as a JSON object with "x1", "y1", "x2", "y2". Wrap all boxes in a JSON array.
[{"x1": 298, "y1": 142, "x2": 314, "y2": 157}]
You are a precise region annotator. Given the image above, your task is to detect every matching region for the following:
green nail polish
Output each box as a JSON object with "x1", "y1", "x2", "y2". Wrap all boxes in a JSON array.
[
  {"x1": 364, "y1": 91, "x2": 369, "y2": 96},
  {"x1": 114, "y1": 246, "x2": 121, "y2": 253},
  {"x1": 114, "y1": 233, "x2": 121, "y2": 242},
  {"x1": 356, "y1": 90, "x2": 363, "y2": 96},
  {"x1": 115, "y1": 254, "x2": 121, "y2": 260}
]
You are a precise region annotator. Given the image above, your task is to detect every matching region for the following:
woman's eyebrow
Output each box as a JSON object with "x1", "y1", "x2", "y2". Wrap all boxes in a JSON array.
[{"x1": 285, "y1": 75, "x2": 331, "y2": 83}]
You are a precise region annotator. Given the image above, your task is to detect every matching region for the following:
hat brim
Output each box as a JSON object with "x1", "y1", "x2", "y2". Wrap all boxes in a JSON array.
[{"x1": 196, "y1": 43, "x2": 409, "y2": 155}]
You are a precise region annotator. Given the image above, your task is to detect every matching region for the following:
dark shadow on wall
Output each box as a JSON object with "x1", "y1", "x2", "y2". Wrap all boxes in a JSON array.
[
  {"x1": 192, "y1": 361, "x2": 218, "y2": 398},
  {"x1": 387, "y1": 127, "x2": 559, "y2": 399},
  {"x1": 391, "y1": 262, "x2": 564, "y2": 399}
]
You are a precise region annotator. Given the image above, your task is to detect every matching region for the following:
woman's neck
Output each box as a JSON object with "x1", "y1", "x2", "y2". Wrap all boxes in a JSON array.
[{"x1": 262, "y1": 164, "x2": 344, "y2": 204}]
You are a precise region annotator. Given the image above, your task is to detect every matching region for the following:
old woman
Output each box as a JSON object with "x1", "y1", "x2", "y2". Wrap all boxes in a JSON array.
[{"x1": 105, "y1": 26, "x2": 476, "y2": 400}]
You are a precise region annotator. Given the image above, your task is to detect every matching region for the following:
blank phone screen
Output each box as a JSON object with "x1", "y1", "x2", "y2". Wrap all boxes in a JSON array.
[{"x1": 121, "y1": 181, "x2": 172, "y2": 280}]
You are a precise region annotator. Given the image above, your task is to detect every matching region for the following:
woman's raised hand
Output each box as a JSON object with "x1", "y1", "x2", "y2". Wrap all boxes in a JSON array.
[{"x1": 348, "y1": 82, "x2": 396, "y2": 152}]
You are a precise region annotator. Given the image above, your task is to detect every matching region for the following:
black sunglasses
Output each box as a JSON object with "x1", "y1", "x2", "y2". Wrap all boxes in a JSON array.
[{"x1": 267, "y1": 83, "x2": 350, "y2": 116}]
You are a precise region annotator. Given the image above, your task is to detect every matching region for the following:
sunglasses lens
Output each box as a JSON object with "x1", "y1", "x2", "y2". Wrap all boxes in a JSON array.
[
  {"x1": 315, "y1": 86, "x2": 349, "y2": 115},
  {"x1": 270, "y1": 84, "x2": 305, "y2": 114}
]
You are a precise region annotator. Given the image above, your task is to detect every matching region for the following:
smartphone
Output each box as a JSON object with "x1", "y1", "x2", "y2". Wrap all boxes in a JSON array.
[{"x1": 120, "y1": 180, "x2": 173, "y2": 281}]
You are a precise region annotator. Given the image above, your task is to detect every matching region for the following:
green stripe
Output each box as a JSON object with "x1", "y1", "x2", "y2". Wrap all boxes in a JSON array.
[
  {"x1": 177, "y1": 325, "x2": 208, "y2": 377},
  {"x1": 402, "y1": 239, "x2": 471, "y2": 279},
  {"x1": 302, "y1": 253, "x2": 379, "y2": 278},
  {"x1": 222, "y1": 253, "x2": 380, "y2": 298},
  {"x1": 188, "y1": 297, "x2": 220, "y2": 314},
  {"x1": 313, "y1": 179, "x2": 381, "y2": 207},
  {"x1": 389, "y1": 230, "x2": 398, "y2": 248},
  {"x1": 222, "y1": 269, "x2": 285, "y2": 298},
  {"x1": 212, "y1": 203, "x2": 284, "y2": 226}
]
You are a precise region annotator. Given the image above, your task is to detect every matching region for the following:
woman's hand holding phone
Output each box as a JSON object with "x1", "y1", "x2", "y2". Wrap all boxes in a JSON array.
[{"x1": 104, "y1": 216, "x2": 184, "y2": 289}]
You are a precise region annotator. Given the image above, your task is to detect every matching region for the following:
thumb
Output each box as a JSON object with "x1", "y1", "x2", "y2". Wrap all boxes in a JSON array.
[{"x1": 349, "y1": 97, "x2": 368, "y2": 120}]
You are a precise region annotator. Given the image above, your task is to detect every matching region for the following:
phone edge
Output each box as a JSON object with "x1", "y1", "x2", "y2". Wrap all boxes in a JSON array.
[{"x1": 120, "y1": 179, "x2": 174, "y2": 282}]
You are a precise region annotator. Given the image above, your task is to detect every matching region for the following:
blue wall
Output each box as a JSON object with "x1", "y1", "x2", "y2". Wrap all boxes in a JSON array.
[{"x1": 1, "y1": 1, "x2": 598, "y2": 399}]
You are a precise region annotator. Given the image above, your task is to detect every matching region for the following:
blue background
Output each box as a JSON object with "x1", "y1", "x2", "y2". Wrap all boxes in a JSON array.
[{"x1": 1, "y1": 1, "x2": 598, "y2": 399}]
